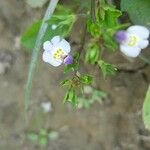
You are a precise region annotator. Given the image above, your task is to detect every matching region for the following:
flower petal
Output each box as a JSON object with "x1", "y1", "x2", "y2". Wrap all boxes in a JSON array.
[
  {"x1": 63, "y1": 54, "x2": 73, "y2": 65},
  {"x1": 58, "y1": 39, "x2": 71, "y2": 54},
  {"x1": 138, "y1": 40, "x2": 149, "y2": 49},
  {"x1": 120, "y1": 45, "x2": 141, "y2": 57},
  {"x1": 43, "y1": 41, "x2": 53, "y2": 51},
  {"x1": 51, "y1": 36, "x2": 61, "y2": 45},
  {"x1": 115, "y1": 30, "x2": 127, "y2": 43},
  {"x1": 42, "y1": 51, "x2": 62, "y2": 67},
  {"x1": 127, "y1": 25, "x2": 150, "y2": 39}
]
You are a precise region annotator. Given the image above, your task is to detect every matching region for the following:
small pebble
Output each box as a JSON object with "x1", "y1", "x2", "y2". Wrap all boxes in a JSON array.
[
  {"x1": 41, "y1": 101, "x2": 53, "y2": 113},
  {"x1": 0, "y1": 51, "x2": 14, "y2": 75}
]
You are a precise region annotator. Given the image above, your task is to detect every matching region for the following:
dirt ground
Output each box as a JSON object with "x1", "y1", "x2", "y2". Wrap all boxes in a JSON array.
[{"x1": 0, "y1": 0, "x2": 150, "y2": 150}]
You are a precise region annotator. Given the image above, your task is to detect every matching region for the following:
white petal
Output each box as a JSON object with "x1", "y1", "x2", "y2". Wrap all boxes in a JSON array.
[
  {"x1": 120, "y1": 45, "x2": 141, "y2": 58},
  {"x1": 42, "y1": 51, "x2": 62, "y2": 67},
  {"x1": 127, "y1": 25, "x2": 150, "y2": 39},
  {"x1": 43, "y1": 41, "x2": 53, "y2": 51},
  {"x1": 51, "y1": 36, "x2": 61, "y2": 45},
  {"x1": 138, "y1": 40, "x2": 149, "y2": 49},
  {"x1": 58, "y1": 39, "x2": 71, "y2": 54}
]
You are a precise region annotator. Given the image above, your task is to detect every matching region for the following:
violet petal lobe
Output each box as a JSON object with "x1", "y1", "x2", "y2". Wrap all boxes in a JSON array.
[
  {"x1": 115, "y1": 31, "x2": 127, "y2": 43},
  {"x1": 63, "y1": 55, "x2": 73, "y2": 65}
]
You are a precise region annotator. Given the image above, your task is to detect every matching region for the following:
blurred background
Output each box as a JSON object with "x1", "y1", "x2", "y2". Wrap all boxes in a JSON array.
[{"x1": 0, "y1": 0, "x2": 150, "y2": 150}]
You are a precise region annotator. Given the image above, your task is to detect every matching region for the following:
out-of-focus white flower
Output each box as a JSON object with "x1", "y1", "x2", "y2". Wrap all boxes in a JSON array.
[
  {"x1": 43, "y1": 36, "x2": 73, "y2": 67},
  {"x1": 115, "y1": 25, "x2": 150, "y2": 57},
  {"x1": 51, "y1": 24, "x2": 57, "y2": 30},
  {"x1": 41, "y1": 101, "x2": 52, "y2": 113}
]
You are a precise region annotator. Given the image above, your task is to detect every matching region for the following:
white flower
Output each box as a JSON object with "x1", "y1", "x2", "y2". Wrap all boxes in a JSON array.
[
  {"x1": 43, "y1": 36, "x2": 73, "y2": 67},
  {"x1": 115, "y1": 25, "x2": 150, "y2": 57},
  {"x1": 41, "y1": 101, "x2": 52, "y2": 113}
]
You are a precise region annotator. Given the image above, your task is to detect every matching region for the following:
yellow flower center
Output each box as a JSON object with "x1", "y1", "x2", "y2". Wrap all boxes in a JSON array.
[
  {"x1": 53, "y1": 49, "x2": 65, "y2": 60},
  {"x1": 128, "y1": 35, "x2": 139, "y2": 47}
]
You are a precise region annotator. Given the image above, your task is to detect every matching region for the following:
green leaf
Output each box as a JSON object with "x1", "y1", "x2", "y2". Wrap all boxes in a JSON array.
[
  {"x1": 87, "y1": 19, "x2": 101, "y2": 37},
  {"x1": 64, "y1": 63, "x2": 79, "y2": 74},
  {"x1": 79, "y1": 75, "x2": 93, "y2": 85},
  {"x1": 91, "y1": 90, "x2": 107, "y2": 103},
  {"x1": 143, "y1": 86, "x2": 150, "y2": 130},
  {"x1": 21, "y1": 21, "x2": 41, "y2": 50},
  {"x1": 85, "y1": 43, "x2": 100, "y2": 64},
  {"x1": 121, "y1": 0, "x2": 150, "y2": 29},
  {"x1": 102, "y1": 5, "x2": 122, "y2": 28},
  {"x1": 21, "y1": 5, "x2": 76, "y2": 50},
  {"x1": 60, "y1": 79, "x2": 71, "y2": 87},
  {"x1": 63, "y1": 88, "x2": 78, "y2": 108},
  {"x1": 38, "y1": 137, "x2": 48, "y2": 146},
  {"x1": 77, "y1": 88, "x2": 107, "y2": 109},
  {"x1": 27, "y1": 0, "x2": 48, "y2": 8},
  {"x1": 98, "y1": 60, "x2": 117, "y2": 78},
  {"x1": 78, "y1": 97, "x2": 91, "y2": 109},
  {"x1": 21, "y1": 20, "x2": 59, "y2": 50},
  {"x1": 103, "y1": 33, "x2": 118, "y2": 51},
  {"x1": 46, "y1": 14, "x2": 76, "y2": 37},
  {"x1": 27, "y1": 132, "x2": 38, "y2": 142},
  {"x1": 39, "y1": 129, "x2": 48, "y2": 136}
]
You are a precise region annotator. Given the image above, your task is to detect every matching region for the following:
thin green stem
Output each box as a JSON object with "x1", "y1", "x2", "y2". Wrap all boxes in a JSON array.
[
  {"x1": 25, "y1": 0, "x2": 59, "y2": 111},
  {"x1": 139, "y1": 54, "x2": 150, "y2": 65}
]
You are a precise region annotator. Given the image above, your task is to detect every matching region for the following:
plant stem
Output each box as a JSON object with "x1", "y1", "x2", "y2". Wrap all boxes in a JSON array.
[
  {"x1": 25, "y1": 0, "x2": 59, "y2": 111},
  {"x1": 91, "y1": 0, "x2": 96, "y2": 22},
  {"x1": 139, "y1": 54, "x2": 150, "y2": 65}
]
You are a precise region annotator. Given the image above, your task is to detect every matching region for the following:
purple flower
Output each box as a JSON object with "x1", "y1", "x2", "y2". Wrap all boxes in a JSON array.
[
  {"x1": 115, "y1": 25, "x2": 149, "y2": 58},
  {"x1": 63, "y1": 54, "x2": 73, "y2": 65},
  {"x1": 115, "y1": 30, "x2": 127, "y2": 43}
]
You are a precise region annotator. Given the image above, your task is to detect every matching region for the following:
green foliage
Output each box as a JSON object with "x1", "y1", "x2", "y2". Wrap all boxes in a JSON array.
[
  {"x1": 21, "y1": 21, "x2": 41, "y2": 50},
  {"x1": 64, "y1": 63, "x2": 79, "y2": 74},
  {"x1": 27, "y1": 132, "x2": 38, "y2": 143},
  {"x1": 27, "y1": 129, "x2": 59, "y2": 146},
  {"x1": 143, "y1": 86, "x2": 150, "y2": 130},
  {"x1": 98, "y1": 60, "x2": 117, "y2": 78},
  {"x1": 27, "y1": 0, "x2": 48, "y2": 8},
  {"x1": 91, "y1": 90, "x2": 107, "y2": 103},
  {"x1": 121, "y1": 0, "x2": 150, "y2": 29},
  {"x1": 21, "y1": 5, "x2": 76, "y2": 50},
  {"x1": 23, "y1": 0, "x2": 140, "y2": 111},
  {"x1": 87, "y1": 19, "x2": 101, "y2": 37},
  {"x1": 64, "y1": 88, "x2": 78, "y2": 108},
  {"x1": 102, "y1": 5, "x2": 122, "y2": 28},
  {"x1": 60, "y1": 2, "x2": 121, "y2": 107},
  {"x1": 61, "y1": 73, "x2": 93, "y2": 108},
  {"x1": 60, "y1": 79, "x2": 71, "y2": 87},
  {"x1": 86, "y1": 3, "x2": 122, "y2": 51},
  {"x1": 103, "y1": 33, "x2": 118, "y2": 51},
  {"x1": 79, "y1": 74, "x2": 93, "y2": 85},
  {"x1": 27, "y1": 129, "x2": 48, "y2": 146},
  {"x1": 78, "y1": 87, "x2": 107, "y2": 109},
  {"x1": 85, "y1": 43, "x2": 100, "y2": 64}
]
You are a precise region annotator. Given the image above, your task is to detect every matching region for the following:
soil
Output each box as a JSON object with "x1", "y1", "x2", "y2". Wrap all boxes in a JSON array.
[{"x1": 0, "y1": 0, "x2": 150, "y2": 150}]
